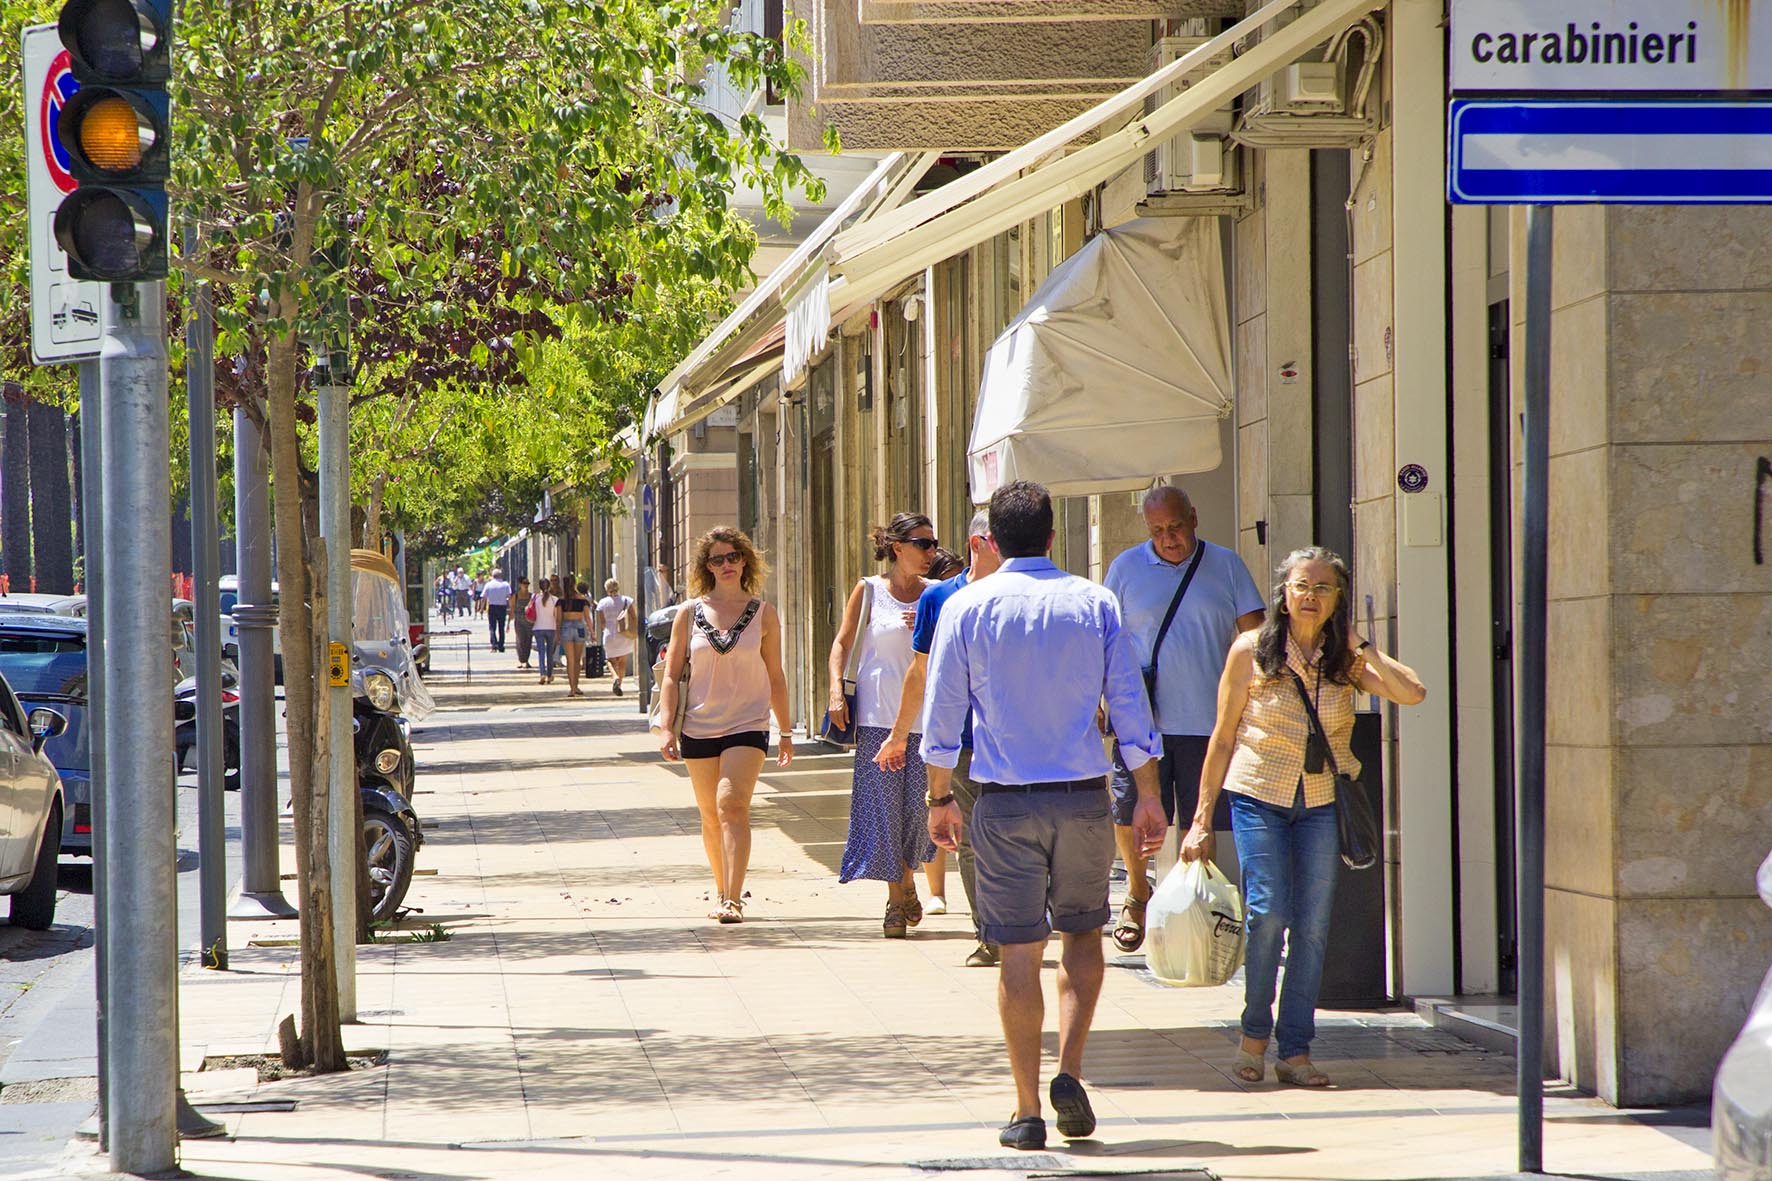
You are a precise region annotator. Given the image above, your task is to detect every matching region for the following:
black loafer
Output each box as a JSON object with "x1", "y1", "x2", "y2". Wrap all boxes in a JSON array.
[
  {"x1": 998, "y1": 1114, "x2": 1046, "y2": 1150},
  {"x1": 1049, "y1": 1072, "x2": 1096, "y2": 1139}
]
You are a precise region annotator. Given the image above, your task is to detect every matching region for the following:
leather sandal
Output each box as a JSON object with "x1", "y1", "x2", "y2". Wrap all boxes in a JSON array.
[
  {"x1": 883, "y1": 902, "x2": 907, "y2": 939},
  {"x1": 1274, "y1": 1058, "x2": 1331, "y2": 1087},
  {"x1": 717, "y1": 897, "x2": 745, "y2": 925},
  {"x1": 1233, "y1": 1048, "x2": 1265, "y2": 1083},
  {"x1": 903, "y1": 892, "x2": 923, "y2": 927},
  {"x1": 1111, "y1": 895, "x2": 1148, "y2": 952}
]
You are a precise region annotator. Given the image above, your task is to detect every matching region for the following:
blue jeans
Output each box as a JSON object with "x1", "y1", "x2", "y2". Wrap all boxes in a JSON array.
[
  {"x1": 533, "y1": 630, "x2": 557, "y2": 678},
  {"x1": 1231, "y1": 786, "x2": 1340, "y2": 1061}
]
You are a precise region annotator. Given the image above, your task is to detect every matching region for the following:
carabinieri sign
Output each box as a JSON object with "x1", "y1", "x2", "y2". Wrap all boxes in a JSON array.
[{"x1": 1448, "y1": 0, "x2": 1772, "y2": 206}]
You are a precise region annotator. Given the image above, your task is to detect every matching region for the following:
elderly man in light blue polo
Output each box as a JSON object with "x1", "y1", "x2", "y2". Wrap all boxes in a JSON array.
[
  {"x1": 921, "y1": 480, "x2": 1166, "y2": 1153},
  {"x1": 1103, "y1": 483, "x2": 1265, "y2": 952}
]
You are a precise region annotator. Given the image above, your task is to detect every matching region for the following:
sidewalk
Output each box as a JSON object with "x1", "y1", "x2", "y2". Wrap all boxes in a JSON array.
[{"x1": 63, "y1": 616, "x2": 1713, "y2": 1179}]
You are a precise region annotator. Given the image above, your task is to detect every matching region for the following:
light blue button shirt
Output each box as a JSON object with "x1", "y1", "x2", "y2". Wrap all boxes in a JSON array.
[
  {"x1": 919, "y1": 557, "x2": 1161, "y2": 784},
  {"x1": 1103, "y1": 539, "x2": 1266, "y2": 736}
]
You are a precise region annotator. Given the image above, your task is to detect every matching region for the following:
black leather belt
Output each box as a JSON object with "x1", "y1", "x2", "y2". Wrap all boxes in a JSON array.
[{"x1": 980, "y1": 777, "x2": 1107, "y2": 794}]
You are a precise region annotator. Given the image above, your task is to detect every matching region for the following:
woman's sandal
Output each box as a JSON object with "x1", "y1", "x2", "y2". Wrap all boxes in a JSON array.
[
  {"x1": 717, "y1": 898, "x2": 745, "y2": 925},
  {"x1": 1274, "y1": 1059, "x2": 1331, "y2": 1087},
  {"x1": 883, "y1": 902, "x2": 907, "y2": 939},
  {"x1": 903, "y1": 893, "x2": 923, "y2": 928},
  {"x1": 1233, "y1": 1048, "x2": 1266, "y2": 1084},
  {"x1": 1111, "y1": 896, "x2": 1148, "y2": 952}
]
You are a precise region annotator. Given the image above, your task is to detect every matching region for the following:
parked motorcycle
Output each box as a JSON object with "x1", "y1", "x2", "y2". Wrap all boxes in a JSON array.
[
  {"x1": 354, "y1": 664, "x2": 424, "y2": 922},
  {"x1": 174, "y1": 666, "x2": 241, "y2": 792}
]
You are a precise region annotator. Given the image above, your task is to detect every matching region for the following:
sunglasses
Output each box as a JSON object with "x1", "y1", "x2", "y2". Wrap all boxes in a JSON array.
[
  {"x1": 902, "y1": 537, "x2": 939, "y2": 551},
  {"x1": 706, "y1": 551, "x2": 745, "y2": 568}
]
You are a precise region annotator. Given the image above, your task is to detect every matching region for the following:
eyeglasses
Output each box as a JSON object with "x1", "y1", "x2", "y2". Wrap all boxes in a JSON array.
[
  {"x1": 1284, "y1": 580, "x2": 1341, "y2": 598},
  {"x1": 706, "y1": 552, "x2": 745, "y2": 568},
  {"x1": 903, "y1": 537, "x2": 939, "y2": 551}
]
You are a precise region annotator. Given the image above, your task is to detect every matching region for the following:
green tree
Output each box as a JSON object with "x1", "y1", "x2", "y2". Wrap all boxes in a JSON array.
[{"x1": 167, "y1": 0, "x2": 822, "y2": 1069}]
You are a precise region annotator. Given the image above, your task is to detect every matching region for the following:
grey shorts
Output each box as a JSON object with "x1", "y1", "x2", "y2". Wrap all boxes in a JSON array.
[{"x1": 970, "y1": 782, "x2": 1114, "y2": 946}]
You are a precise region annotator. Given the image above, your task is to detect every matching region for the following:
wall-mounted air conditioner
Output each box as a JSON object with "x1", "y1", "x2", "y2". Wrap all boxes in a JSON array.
[
  {"x1": 1143, "y1": 34, "x2": 1241, "y2": 199},
  {"x1": 1230, "y1": 17, "x2": 1383, "y2": 150}
]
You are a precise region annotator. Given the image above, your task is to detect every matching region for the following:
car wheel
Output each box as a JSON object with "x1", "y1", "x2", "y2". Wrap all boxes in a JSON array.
[
  {"x1": 363, "y1": 807, "x2": 415, "y2": 923},
  {"x1": 10, "y1": 804, "x2": 60, "y2": 930}
]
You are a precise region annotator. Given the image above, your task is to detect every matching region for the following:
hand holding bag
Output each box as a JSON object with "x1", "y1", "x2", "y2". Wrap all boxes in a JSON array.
[
  {"x1": 1288, "y1": 669, "x2": 1380, "y2": 871},
  {"x1": 820, "y1": 579, "x2": 873, "y2": 746}
]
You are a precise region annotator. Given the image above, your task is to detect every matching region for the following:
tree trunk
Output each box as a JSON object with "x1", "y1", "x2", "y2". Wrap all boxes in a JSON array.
[
  {"x1": 1, "y1": 395, "x2": 32, "y2": 587},
  {"x1": 27, "y1": 401, "x2": 74, "y2": 594},
  {"x1": 362, "y1": 470, "x2": 387, "y2": 550},
  {"x1": 264, "y1": 326, "x2": 347, "y2": 1073}
]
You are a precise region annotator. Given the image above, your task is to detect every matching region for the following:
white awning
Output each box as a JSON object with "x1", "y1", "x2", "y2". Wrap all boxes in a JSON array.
[
  {"x1": 824, "y1": 0, "x2": 1382, "y2": 309},
  {"x1": 968, "y1": 217, "x2": 1232, "y2": 501}
]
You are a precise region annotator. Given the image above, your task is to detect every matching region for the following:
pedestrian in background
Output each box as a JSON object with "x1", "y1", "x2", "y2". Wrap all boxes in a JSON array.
[
  {"x1": 1183, "y1": 546, "x2": 1425, "y2": 1089},
  {"x1": 530, "y1": 580, "x2": 560, "y2": 685},
  {"x1": 657, "y1": 526, "x2": 793, "y2": 924},
  {"x1": 452, "y1": 567, "x2": 470, "y2": 617},
  {"x1": 921, "y1": 480, "x2": 1165, "y2": 1151},
  {"x1": 876, "y1": 509, "x2": 1002, "y2": 966},
  {"x1": 483, "y1": 568, "x2": 512, "y2": 652},
  {"x1": 927, "y1": 547, "x2": 964, "y2": 581},
  {"x1": 558, "y1": 580, "x2": 594, "y2": 697},
  {"x1": 511, "y1": 576, "x2": 534, "y2": 669},
  {"x1": 596, "y1": 578, "x2": 636, "y2": 696},
  {"x1": 829, "y1": 511, "x2": 937, "y2": 938},
  {"x1": 1103, "y1": 484, "x2": 1264, "y2": 953}
]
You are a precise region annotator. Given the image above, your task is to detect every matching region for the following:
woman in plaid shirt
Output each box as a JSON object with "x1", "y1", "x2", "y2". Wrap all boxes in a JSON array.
[{"x1": 1181, "y1": 547, "x2": 1426, "y2": 1089}]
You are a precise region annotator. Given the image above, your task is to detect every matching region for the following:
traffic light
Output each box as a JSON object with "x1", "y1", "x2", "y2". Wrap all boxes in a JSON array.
[{"x1": 52, "y1": 0, "x2": 172, "y2": 282}]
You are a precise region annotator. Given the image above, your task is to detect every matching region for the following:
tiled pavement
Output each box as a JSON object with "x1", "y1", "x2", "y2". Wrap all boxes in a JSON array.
[{"x1": 49, "y1": 616, "x2": 1714, "y2": 1180}]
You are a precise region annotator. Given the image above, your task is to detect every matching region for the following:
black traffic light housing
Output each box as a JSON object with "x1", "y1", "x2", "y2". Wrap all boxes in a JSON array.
[{"x1": 52, "y1": 0, "x2": 173, "y2": 281}]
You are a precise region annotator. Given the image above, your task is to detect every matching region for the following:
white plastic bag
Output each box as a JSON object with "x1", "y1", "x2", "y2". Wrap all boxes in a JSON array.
[{"x1": 1144, "y1": 859, "x2": 1245, "y2": 988}]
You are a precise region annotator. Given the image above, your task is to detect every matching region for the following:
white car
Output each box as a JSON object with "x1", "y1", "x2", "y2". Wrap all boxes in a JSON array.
[
  {"x1": 0, "y1": 663, "x2": 66, "y2": 929},
  {"x1": 0, "y1": 593, "x2": 75, "y2": 615},
  {"x1": 1715, "y1": 849, "x2": 1772, "y2": 1180}
]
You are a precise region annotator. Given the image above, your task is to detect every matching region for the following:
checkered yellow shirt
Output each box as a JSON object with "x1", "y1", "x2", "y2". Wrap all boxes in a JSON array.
[{"x1": 1223, "y1": 635, "x2": 1362, "y2": 810}]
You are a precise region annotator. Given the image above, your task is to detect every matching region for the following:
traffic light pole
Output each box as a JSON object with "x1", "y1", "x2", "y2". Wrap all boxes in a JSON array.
[
  {"x1": 316, "y1": 353, "x2": 357, "y2": 1020},
  {"x1": 98, "y1": 279, "x2": 178, "y2": 1175}
]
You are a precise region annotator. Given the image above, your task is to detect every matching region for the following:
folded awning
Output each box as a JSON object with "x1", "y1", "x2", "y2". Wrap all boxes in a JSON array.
[
  {"x1": 968, "y1": 217, "x2": 1232, "y2": 500},
  {"x1": 825, "y1": 0, "x2": 1382, "y2": 309}
]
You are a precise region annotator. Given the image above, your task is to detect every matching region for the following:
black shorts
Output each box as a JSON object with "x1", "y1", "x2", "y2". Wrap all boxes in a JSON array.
[
  {"x1": 680, "y1": 731, "x2": 769, "y2": 760},
  {"x1": 1108, "y1": 734, "x2": 1231, "y2": 829}
]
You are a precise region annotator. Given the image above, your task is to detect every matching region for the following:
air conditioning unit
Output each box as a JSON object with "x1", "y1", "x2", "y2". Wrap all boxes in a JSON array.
[
  {"x1": 1230, "y1": 17, "x2": 1382, "y2": 150},
  {"x1": 1143, "y1": 34, "x2": 1241, "y2": 199}
]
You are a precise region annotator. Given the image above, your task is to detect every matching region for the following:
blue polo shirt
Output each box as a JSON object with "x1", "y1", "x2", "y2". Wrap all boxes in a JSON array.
[
  {"x1": 912, "y1": 570, "x2": 972, "y2": 747},
  {"x1": 1102, "y1": 538, "x2": 1265, "y2": 736}
]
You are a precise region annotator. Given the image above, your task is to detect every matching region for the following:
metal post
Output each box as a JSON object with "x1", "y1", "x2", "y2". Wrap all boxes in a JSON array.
[
  {"x1": 636, "y1": 451, "x2": 651, "y2": 714},
  {"x1": 231, "y1": 408, "x2": 294, "y2": 917},
  {"x1": 99, "y1": 279, "x2": 177, "y2": 1175},
  {"x1": 76, "y1": 359, "x2": 107, "y2": 1151},
  {"x1": 316, "y1": 352, "x2": 356, "y2": 1019},
  {"x1": 185, "y1": 244, "x2": 227, "y2": 971},
  {"x1": 1517, "y1": 204, "x2": 1553, "y2": 1176}
]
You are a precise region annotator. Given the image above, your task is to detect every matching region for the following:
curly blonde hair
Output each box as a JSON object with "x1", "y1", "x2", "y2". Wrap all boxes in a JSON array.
[{"x1": 688, "y1": 526, "x2": 769, "y2": 597}]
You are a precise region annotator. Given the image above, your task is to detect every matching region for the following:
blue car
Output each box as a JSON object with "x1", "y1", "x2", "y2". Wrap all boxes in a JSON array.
[{"x1": 0, "y1": 614, "x2": 95, "y2": 855}]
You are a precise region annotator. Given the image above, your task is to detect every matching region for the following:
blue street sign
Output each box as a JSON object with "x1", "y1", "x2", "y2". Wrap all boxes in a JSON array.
[
  {"x1": 1449, "y1": 99, "x2": 1772, "y2": 204},
  {"x1": 640, "y1": 482, "x2": 655, "y2": 534}
]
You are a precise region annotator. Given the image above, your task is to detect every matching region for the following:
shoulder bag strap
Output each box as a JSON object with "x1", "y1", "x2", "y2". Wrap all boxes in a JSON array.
[
  {"x1": 1287, "y1": 667, "x2": 1344, "y2": 778},
  {"x1": 1147, "y1": 540, "x2": 1208, "y2": 691},
  {"x1": 843, "y1": 579, "x2": 873, "y2": 683}
]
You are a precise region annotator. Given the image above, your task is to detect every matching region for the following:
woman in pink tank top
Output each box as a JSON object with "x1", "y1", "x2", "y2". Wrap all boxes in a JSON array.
[{"x1": 657, "y1": 526, "x2": 792, "y2": 925}]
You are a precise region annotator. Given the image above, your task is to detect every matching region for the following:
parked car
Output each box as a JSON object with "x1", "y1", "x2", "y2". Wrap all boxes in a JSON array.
[
  {"x1": 1715, "y1": 848, "x2": 1772, "y2": 1181},
  {"x1": 218, "y1": 575, "x2": 283, "y2": 683},
  {"x1": 0, "y1": 614, "x2": 98, "y2": 855},
  {"x1": 0, "y1": 593, "x2": 74, "y2": 615},
  {"x1": 0, "y1": 648, "x2": 68, "y2": 929}
]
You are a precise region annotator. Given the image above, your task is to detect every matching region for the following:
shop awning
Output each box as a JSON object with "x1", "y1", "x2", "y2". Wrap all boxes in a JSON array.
[
  {"x1": 968, "y1": 217, "x2": 1231, "y2": 500},
  {"x1": 823, "y1": 0, "x2": 1383, "y2": 310}
]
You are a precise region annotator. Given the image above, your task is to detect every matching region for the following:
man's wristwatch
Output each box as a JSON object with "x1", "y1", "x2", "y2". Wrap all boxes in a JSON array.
[{"x1": 925, "y1": 793, "x2": 955, "y2": 808}]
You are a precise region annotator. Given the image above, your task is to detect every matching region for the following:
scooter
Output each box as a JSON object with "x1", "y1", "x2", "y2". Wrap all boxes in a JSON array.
[
  {"x1": 355, "y1": 665, "x2": 424, "y2": 922},
  {"x1": 174, "y1": 665, "x2": 241, "y2": 792}
]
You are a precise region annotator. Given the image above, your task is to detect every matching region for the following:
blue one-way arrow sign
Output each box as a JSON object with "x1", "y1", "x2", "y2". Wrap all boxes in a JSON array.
[{"x1": 1450, "y1": 99, "x2": 1772, "y2": 205}]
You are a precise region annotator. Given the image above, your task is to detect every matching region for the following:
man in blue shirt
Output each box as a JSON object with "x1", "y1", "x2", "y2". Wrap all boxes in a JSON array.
[
  {"x1": 921, "y1": 481, "x2": 1165, "y2": 1151},
  {"x1": 1103, "y1": 484, "x2": 1265, "y2": 952},
  {"x1": 876, "y1": 509, "x2": 1002, "y2": 967}
]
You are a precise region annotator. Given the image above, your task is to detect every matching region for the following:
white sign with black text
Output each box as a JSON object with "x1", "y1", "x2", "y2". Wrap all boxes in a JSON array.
[
  {"x1": 21, "y1": 23, "x2": 103, "y2": 365},
  {"x1": 1451, "y1": 0, "x2": 1772, "y2": 94}
]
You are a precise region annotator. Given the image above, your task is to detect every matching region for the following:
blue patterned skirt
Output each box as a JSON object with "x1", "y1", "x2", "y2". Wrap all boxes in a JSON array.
[{"x1": 839, "y1": 726, "x2": 937, "y2": 883}]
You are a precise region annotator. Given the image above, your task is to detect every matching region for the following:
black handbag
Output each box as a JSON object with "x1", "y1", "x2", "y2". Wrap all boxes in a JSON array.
[
  {"x1": 821, "y1": 579, "x2": 873, "y2": 747},
  {"x1": 1288, "y1": 669, "x2": 1380, "y2": 871},
  {"x1": 1143, "y1": 540, "x2": 1207, "y2": 704}
]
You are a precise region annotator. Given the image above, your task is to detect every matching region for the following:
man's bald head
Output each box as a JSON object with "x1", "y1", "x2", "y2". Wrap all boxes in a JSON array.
[{"x1": 1142, "y1": 483, "x2": 1199, "y2": 564}]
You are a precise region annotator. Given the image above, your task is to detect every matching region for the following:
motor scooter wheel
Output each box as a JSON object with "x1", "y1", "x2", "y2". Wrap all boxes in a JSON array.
[{"x1": 363, "y1": 806, "x2": 415, "y2": 922}]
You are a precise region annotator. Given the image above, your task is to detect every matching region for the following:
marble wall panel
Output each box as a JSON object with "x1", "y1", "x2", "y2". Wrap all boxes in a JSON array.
[
  {"x1": 1610, "y1": 292, "x2": 1772, "y2": 445},
  {"x1": 1611, "y1": 205, "x2": 1772, "y2": 293},
  {"x1": 1353, "y1": 252, "x2": 1393, "y2": 387},
  {"x1": 1610, "y1": 443, "x2": 1772, "y2": 596},
  {"x1": 1547, "y1": 446, "x2": 1609, "y2": 603},
  {"x1": 1350, "y1": 130, "x2": 1392, "y2": 269},
  {"x1": 1235, "y1": 204, "x2": 1266, "y2": 328},
  {"x1": 1547, "y1": 888, "x2": 1620, "y2": 1101},
  {"x1": 1614, "y1": 744, "x2": 1772, "y2": 901},
  {"x1": 1548, "y1": 296, "x2": 1610, "y2": 458},
  {"x1": 1352, "y1": 373, "x2": 1395, "y2": 506},
  {"x1": 1353, "y1": 495, "x2": 1396, "y2": 622},
  {"x1": 1546, "y1": 743, "x2": 1616, "y2": 899},
  {"x1": 1237, "y1": 420, "x2": 1268, "y2": 536},
  {"x1": 1236, "y1": 313, "x2": 1268, "y2": 429},
  {"x1": 1612, "y1": 593, "x2": 1772, "y2": 749},
  {"x1": 1551, "y1": 205, "x2": 1609, "y2": 312},
  {"x1": 1546, "y1": 596, "x2": 1613, "y2": 749}
]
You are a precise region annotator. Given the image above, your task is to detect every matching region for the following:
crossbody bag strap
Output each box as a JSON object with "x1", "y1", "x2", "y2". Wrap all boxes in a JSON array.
[
  {"x1": 1148, "y1": 540, "x2": 1208, "y2": 691},
  {"x1": 842, "y1": 578, "x2": 874, "y2": 683},
  {"x1": 1287, "y1": 667, "x2": 1344, "y2": 778}
]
